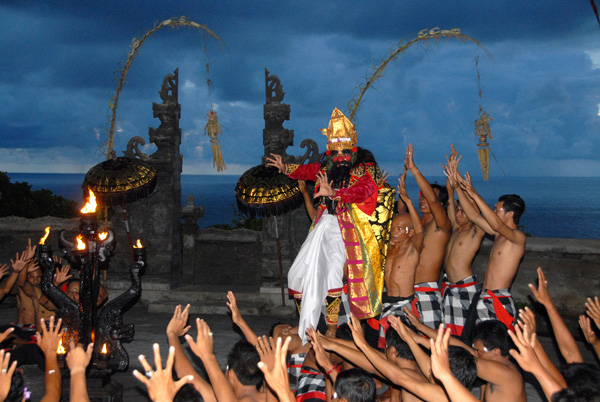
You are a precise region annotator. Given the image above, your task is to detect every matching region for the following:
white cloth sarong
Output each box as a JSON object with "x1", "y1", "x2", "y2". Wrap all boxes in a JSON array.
[{"x1": 288, "y1": 213, "x2": 345, "y2": 344}]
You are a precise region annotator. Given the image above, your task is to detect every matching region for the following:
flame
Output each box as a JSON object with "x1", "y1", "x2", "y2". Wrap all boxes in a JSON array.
[
  {"x1": 101, "y1": 343, "x2": 108, "y2": 354},
  {"x1": 133, "y1": 239, "x2": 143, "y2": 248},
  {"x1": 76, "y1": 234, "x2": 86, "y2": 250},
  {"x1": 57, "y1": 338, "x2": 66, "y2": 354},
  {"x1": 80, "y1": 190, "x2": 97, "y2": 214},
  {"x1": 39, "y1": 227, "x2": 51, "y2": 245},
  {"x1": 98, "y1": 232, "x2": 108, "y2": 241}
]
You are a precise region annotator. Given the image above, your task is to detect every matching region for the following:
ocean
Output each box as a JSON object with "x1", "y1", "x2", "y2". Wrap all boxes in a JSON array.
[{"x1": 5, "y1": 173, "x2": 600, "y2": 239}]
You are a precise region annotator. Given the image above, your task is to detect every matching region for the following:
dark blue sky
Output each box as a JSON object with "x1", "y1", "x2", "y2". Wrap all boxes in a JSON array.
[{"x1": 2, "y1": 0, "x2": 600, "y2": 177}]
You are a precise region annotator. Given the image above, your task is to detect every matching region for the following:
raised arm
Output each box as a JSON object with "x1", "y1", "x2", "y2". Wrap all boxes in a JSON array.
[
  {"x1": 405, "y1": 144, "x2": 450, "y2": 233},
  {"x1": 430, "y1": 327, "x2": 479, "y2": 402},
  {"x1": 518, "y1": 307, "x2": 566, "y2": 387},
  {"x1": 166, "y1": 305, "x2": 217, "y2": 402},
  {"x1": 66, "y1": 341, "x2": 93, "y2": 402},
  {"x1": 348, "y1": 316, "x2": 448, "y2": 402},
  {"x1": 257, "y1": 337, "x2": 295, "y2": 402},
  {"x1": 186, "y1": 318, "x2": 239, "y2": 402},
  {"x1": 508, "y1": 325, "x2": 563, "y2": 401},
  {"x1": 227, "y1": 291, "x2": 258, "y2": 346},
  {"x1": 387, "y1": 315, "x2": 432, "y2": 381},
  {"x1": 37, "y1": 316, "x2": 62, "y2": 402},
  {"x1": 529, "y1": 267, "x2": 583, "y2": 363},
  {"x1": 133, "y1": 344, "x2": 193, "y2": 402},
  {"x1": 398, "y1": 168, "x2": 424, "y2": 251},
  {"x1": 459, "y1": 172, "x2": 525, "y2": 244}
]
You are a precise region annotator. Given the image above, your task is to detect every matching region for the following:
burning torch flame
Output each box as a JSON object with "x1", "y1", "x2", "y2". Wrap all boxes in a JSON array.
[
  {"x1": 57, "y1": 338, "x2": 66, "y2": 354},
  {"x1": 76, "y1": 234, "x2": 86, "y2": 251},
  {"x1": 101, "y1": 343, "x2": 108, "y2": 354},
  {"x1": 80, "y1": 190, "x2": 97, "y2": 214},
  {"x1": 133, "y1": 239, "x2": 143, "y2": 248},
  {"x1": 98, "y1": 232, "x2": 108, "y2": 241},
  {"x1": 39, "y1": 227, "x2": 51, "y2": 245}
]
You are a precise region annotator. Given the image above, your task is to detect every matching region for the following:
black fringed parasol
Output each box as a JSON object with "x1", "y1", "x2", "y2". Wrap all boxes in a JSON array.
[
  {"x1": 235, "y1": 164, "x2": 304, "y2": 218},
  {"x1": 82, "y1": 157, "x2": 157, "y2": 206}
]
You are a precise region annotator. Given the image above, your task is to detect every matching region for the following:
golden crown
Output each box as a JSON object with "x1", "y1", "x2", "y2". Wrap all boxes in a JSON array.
[{"x1": 320, "y1": 107, "x2": 357, "y2": 152}]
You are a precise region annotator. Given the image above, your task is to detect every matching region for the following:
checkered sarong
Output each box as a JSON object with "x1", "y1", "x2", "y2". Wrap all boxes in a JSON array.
[
  {"x1": 288, "y1": 353, "x2": 307, "y2": 391},
  {"x1": 377, "y1": 294, "x2": 421, "y2": 348},
  {"x1": 441, "y1": 274, "x2": 481, "y2": 336},
  {"x1": 296, "y1": 366, "x2": 326, "y2": 402},
  {"x1": 476, "y1": 288, "x2": 516, "y2": 331},
  {"x1": 414, "y1": 281, "x2": 442, "y2": 330}
]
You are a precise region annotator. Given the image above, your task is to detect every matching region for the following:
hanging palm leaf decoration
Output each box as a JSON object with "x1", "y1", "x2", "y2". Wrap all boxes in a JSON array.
[
  {"x1": 102, "y1": 16, "x2": 224, "y2": 158},
  {"x1": 204, "y1": 108, "x2": 226, "y2": 171},
  {"x1": 347, "y1": 28, "x2": 490, "y2": 123}
]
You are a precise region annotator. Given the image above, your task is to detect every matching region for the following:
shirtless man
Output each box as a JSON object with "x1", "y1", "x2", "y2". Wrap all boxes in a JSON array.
[
  {"x1": 378, "y1": 168, "x2": 424, "y2": 348},
  {"x1": 441, "y1": 147, "x2": 486, "y2": 336},
  {"x1": 451, "y1": 165, "x2": 526, "y2": 331},
  {"x1": 406, "y1": 144, "x2": 451, "y2": 330}
]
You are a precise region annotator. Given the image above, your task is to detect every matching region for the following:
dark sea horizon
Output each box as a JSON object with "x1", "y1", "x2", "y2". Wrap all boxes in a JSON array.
[{"x1": 5, "y1": 172, "x2": 600, "y2": 239}]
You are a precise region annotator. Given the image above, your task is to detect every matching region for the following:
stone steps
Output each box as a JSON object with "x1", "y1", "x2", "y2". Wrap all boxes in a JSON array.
[{"x1": 106, "y1": 274, "x2": 296, "y2": 316}]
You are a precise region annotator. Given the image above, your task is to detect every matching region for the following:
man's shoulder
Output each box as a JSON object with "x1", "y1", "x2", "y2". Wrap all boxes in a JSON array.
[{"x1": 350, "y1": 163, "x2": 378, "y2": 179}]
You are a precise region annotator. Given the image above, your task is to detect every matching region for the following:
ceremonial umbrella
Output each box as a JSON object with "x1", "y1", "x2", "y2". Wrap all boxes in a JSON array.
[
  {"x1": 82, "y1": 156, "x2": 157, "y2": 260},
  {"x1": 235, "y1": 164, "x2": 305, "y2": 306},
  {"x1": 235, "y1": 164, "x2": 304, "y2": 218}
]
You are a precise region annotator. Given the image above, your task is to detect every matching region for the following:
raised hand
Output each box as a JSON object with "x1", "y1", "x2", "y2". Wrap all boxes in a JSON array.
[
  {"x1": 307, "y1": 327, "x2": 336, "y2": 375},
  {"x1": 0, "y1": 265, "x2": 9, "y2": 280},
  {"x1": 258, "y1": 336, "x2": 294, "y2": 402},
  {"x1": 10, "y1": 251, "x2": 29, "y2": 273},
  {"x1": 528, "y1": 267, "x2": 553, "y2": 307},
  {"x1": 388, "y1": 315, "x2": 420, "y2": 344},
  {"x1": 185, "y1": 318, "x2": 214, "y2": 359},
  {"x1": 457, "y1": 171, "x2": 475, "y2": 196},
  {"x1": 397, "y1": 167, "x2": 409, "y2": 202},
  {"x1": 0, "y1": 350, "x2": 17, "y2": 402},
  {"x1": 579, "y1": 315, "x2": 599, "y2": 346},
  {"x1": 265, "y1": 153, "x2": 285, "y2": 174},
  {"x1": 256, "y1": 335, "x2": 277, "y2": 372},
  {"x1": 66, "y1": 340, "x2": 93, "y2": 374},
  {"x1": 585, "y1": 296, "x2": 600, "y2": 329},
  {"x1": 348, "y1": 315, "x2": 368, "y2": 349},
  {"x1": 54, "y1": 265, "x2": 72, "y2": 285},
  {"x1": 36, "y1": 316, "x2": 63, "y2": 358},
  {"x1": 166, "y1": 304, "x2": 191, "y2": 338},
  {"x1": 23, "y1": 238, "x2": 36, "y2": 261},
  {"x1": 517, "y1": 307, "x2": 537, "y2": 337},
  {"x1": 430, "y1": 325, "x2": 452, "y2": 381},
  {"x1": 405, "y1": 143, "x2": 417, "y2": 170},
  {"x1": 226, "y1": 291, "x2": 242, "y2": 325},
  {"x1": 508, "y1": 324, "x2": 540, "y2": 372},
  {"x1": 314, "y1": 171, "x2": 334, "y2": 198},
  {"x1": 133, "y1": 344, "x2": 193, "y2": 402}
]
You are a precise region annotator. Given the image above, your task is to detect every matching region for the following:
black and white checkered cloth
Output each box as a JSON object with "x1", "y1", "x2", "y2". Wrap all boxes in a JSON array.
[
  {"x1": 476, "y1": 288, "x2": 516, "y2": 330},
  {"x1": 296, "y1": 366, "x2": 327, "y2": 402},
  {"x1": 377, "y1": 294, "x2": 421, "y2": 348},
  {"x1": 288, "y1": 353, "x2": 307, "y2": 391},
  {"x1": 441, "y1": 274, "x2": 481, "y2": 336},
  {"x1": 414, "y1": 281, "x2": 443, "y2": 330}
]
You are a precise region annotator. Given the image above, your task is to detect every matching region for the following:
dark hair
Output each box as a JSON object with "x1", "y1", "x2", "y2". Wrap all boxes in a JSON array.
[
  {"x1": 431, "y1": 184, "x2": 449, "y2": 208},
  {"x1": 174, "y1": 383, "x2": 204, "y2": 402},
  {"x1": 551, "y1": 387, "x2": 600, "y2": 402},
  {"x1": 227, "y1": 340, "x2": 264, "y2": 390},
  {"x1": 268, "y1": 322, "x2": 288, "y2": 337},
  {"x1": 472, "y1": 320, "x2": 513, "y2": 356},
  {"x1": 5, "y1": 370, "x2": 24, "y2": 402},
  {"x1": 334, "y1": 368, "x2": 376, "y2": 402},
  {"x1": 336, "y1": 323, "x2": 353, "y2": 341},
  {"x1": 560, "y1": 363, "x2": 600, "y2": 394},
  {"x1": 448, "y1": 346, "x2": 477, "y2": 388},
  {"x1": 384, "y1": 318, "x2": 417, "y2": 361},
  {"x1": 498, "y1": 194, "x2": 525, "y2": 224}
]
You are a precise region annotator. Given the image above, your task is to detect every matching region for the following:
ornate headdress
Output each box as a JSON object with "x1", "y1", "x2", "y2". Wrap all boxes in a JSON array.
[{"x1": 321, "y1": 108, "x2": 357, "y2": 152}]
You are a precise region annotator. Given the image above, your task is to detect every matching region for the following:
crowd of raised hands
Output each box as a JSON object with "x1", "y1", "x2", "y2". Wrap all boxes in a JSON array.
[{"x1": 0, "y1": 242, "x2": 599, "y2": 402}]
